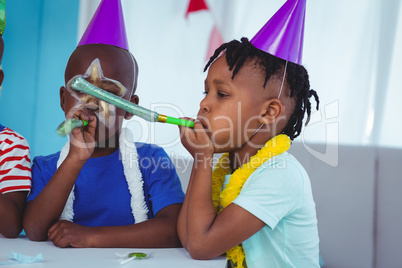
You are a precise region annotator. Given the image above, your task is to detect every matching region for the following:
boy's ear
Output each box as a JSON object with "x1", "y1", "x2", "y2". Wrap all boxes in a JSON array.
[
  {"x1": 60, "y1": 86, "x2": 66, "y2": 112},
  {"x1": 124, "y1": 94, "x2": 139, "y2": 120},
  {"x1": 259, "y1": 99, "x2": 284, "y2": 125}
]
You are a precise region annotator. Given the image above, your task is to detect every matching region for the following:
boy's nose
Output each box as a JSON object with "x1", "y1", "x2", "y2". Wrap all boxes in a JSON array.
[{"x1": 199, "y1": 98, "x2": 211, "y2": 113}]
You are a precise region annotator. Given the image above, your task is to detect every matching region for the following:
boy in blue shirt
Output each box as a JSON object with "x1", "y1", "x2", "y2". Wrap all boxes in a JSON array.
[{"x1": 23, "y1": 0, "x2": 184, "y2": 248}]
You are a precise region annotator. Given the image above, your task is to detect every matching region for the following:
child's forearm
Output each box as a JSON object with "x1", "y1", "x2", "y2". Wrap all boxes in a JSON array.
[
  {"x1": 23, "y1": 156, "x2": 85, "y2": 241},
  {"x1": 0, "y1": 192, "x2": 26, "y2": 238},
  {"x1": 185, "y1": 154, "x2": 221, "y2": 258},
  {"x1": 177, "y1": 165, "x2": 196, "y2": 249},
  {"x1": 92, "y1": 204, "x2": 182, "y2": 248},
  {"x1": 48, "y1": 203, "x2": 182, "y2": 248},
  {"x1": 183, "y1": 155, "x2": 267, "y2": 260}
]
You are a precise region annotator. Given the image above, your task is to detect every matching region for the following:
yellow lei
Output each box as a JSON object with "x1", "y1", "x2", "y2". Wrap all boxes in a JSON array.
[{"x1": 211, "y1": 134, "x2": 291, "y2": 268}]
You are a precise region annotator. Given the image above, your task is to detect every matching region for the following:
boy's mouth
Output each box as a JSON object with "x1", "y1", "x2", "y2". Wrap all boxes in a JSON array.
[
  {"x1": 66, "y1": 101, "x2": 115, "y2": 138},
  {"x1": 197, "y1": 117, "x2": 212, "y2": 135},
  {"x1": 78, "y1": 99, "x2": 115, "y2": 126}
]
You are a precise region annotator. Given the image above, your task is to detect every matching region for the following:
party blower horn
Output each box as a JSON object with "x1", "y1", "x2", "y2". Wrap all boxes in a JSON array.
[{"x1": 57, "y1": 77, "x2": 194, "y2": 136}]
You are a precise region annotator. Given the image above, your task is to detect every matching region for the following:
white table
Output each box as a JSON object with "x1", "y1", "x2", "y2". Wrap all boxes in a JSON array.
[{"x1": 0, "y1": 236, "x2": 226, "y2": 267}]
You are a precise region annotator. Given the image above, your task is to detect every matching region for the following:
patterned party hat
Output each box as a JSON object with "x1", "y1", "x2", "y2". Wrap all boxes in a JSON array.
[
  {"x1": 78, "y1": 0, "x2": 129, "y2": 50},
  {"x1": 250, "y1": 0, "x2": 306, "y2": 65},
  {"x1": 0, "y1": 0, "x2": 5, "y2": 36}
]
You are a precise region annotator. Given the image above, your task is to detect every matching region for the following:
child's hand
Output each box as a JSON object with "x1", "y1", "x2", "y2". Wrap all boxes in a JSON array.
[
  {"x1": 178, "y1": 118, "x2": 214, "y2": 158},
  {"x1": 48, "y1": 220, "x2": 94, "y2": 248},
  {"x1": 68, "y1": 109, "x2": 97, "y2": 162}
]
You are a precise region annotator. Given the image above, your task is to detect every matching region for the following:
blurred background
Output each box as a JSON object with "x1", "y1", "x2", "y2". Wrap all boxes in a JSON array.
[
  {"x1": 1, "y1": 0, "x2": 402, "y2": 158},
  {"x1": 0, "y1": 1, "x2": 401, "y2": 267}
]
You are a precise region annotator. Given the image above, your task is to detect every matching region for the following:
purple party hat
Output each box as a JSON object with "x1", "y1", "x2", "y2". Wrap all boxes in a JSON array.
[
  {"x1": 250, "y1": 0, "x2": 306, "y2": 65},
  {"x1": 78, "y1": 0, "x2": 129, "y2": 50}
]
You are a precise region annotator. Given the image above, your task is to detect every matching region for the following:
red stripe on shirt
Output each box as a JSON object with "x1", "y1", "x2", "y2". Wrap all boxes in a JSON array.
[
  {"x1": 0, "y1": 130, "x2": 24, "y2": 140},
  {"x1": 0, "y1": 185, "x2": 31, "y2": 194},
  {"x1": 0, "y1": 164, "x2": 31, "y2": 175},
  {"x1": 2, "y1": 128, "x2": 24, "y2": 139},
  {"x1": 0, "y1": 175, "x2": 31, "y2": 183},
  {"x1": 0, "y1": 139, "x2": 14, "y2": 146},
  {"x1": 0, "y1": 144, "x2": 30, "y2": 155},
  {"x1": 14, "y1": 164, "x2": 31, "y2": 172},
  {"x1": 0, "y1": 155, "x2": 31, "y2": 167}
]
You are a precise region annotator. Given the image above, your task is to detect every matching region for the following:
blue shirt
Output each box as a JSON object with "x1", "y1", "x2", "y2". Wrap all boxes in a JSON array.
[
  {"x1": 228, "y1": 152, "x2": 320, "y2": 267},
  {"x1": 28, "y1": 142, "x2": 185, "y2": 227}
]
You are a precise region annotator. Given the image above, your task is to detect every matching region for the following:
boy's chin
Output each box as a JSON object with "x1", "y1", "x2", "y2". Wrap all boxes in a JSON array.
[{"x1": 94, "y1": 129, "x2": 120, "y2": 148}]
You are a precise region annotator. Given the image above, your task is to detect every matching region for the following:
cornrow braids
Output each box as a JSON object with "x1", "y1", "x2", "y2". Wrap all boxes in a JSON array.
[{"x1": 204, "y1": 37, "x2": 319, "y2": 140}]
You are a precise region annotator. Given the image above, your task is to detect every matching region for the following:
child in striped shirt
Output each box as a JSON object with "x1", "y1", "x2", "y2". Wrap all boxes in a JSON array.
[
  {"x1": 0, "y1": 124, "x2": 31, "y2": 237},
  {"x1": 0, "y1": 1, "x2": 32, "y2": 237}
]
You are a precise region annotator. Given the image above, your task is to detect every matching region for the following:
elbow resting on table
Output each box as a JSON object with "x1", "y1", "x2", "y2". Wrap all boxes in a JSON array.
[
  {"x1": 186, "y1": 241, "x2": 221, "y2": 260},
  {"x1": 23, "y1": 222, "x2": 48, "y2": 242},
  {"x1": 24, "y1": 229, "x2": 48, "y2": 242},
  {"x1": 1, "y1": 225, "x2": 23, "y2": 239}
]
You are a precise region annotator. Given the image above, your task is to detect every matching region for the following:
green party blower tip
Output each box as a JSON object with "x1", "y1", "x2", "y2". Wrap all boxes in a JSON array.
[
  {"x1": 70, "y1": 77, "x2": 194, "y2": 128},
  {"x1": 57, "y1": 119, "x2": 88, "y2": 137},
  {"x1": 165, "y1": 116, "x2": 194, "y2": 127}
]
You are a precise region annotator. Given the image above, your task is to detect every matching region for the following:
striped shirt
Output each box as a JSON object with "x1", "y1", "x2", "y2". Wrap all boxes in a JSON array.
[{"x1": 0, "y1": 124, "x2": 31, "y2": 194}]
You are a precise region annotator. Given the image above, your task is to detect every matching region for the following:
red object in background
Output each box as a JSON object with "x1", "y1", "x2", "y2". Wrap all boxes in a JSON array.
[
  {"x1": 185, "y1": 0, "x2": 224, "y2": 61},
  {"x1": 185, "y1": 0, "x2": 209, "y2": 18},
  {"x1": 205, "y1": 25, "x2": 224, "y2": 61}
]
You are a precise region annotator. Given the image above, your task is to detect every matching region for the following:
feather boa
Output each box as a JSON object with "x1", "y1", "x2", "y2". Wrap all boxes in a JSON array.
[{"x1": 211, "y1": 134, "x2": 291, "y2": 268}]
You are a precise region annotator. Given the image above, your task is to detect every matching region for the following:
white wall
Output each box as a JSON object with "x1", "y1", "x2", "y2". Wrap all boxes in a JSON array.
[{"x1": 78, "y1": 0, "x2": 402, "y2": 160}]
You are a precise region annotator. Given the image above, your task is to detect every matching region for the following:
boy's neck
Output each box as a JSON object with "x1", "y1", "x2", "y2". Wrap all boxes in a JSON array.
[
  {"x1": 91, "y1": 146, "x2": 119, "y2": 158},
  {"x1": 91, "y1": 133, "x2": 120, "y2": 158},
  {"x1": 228, "y1": 132, "x2": 276, "y2": 172}
]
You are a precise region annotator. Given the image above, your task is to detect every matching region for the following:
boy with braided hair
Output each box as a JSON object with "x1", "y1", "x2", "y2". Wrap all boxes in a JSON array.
[{"x1": 178, "y1": 1, "x2": 320, "y2": 267}]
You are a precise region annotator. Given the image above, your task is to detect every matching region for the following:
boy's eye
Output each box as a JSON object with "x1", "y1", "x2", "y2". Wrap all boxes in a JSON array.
[
  {"x1": 70, "y1": 87, "x2": 86, "y2": 97},
  {"x1": 203, "y1": 91, "x2": 208, "y2": 95},
  {"x1": 218, "y1": 91, "x2": 228, "y2": 98}
]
